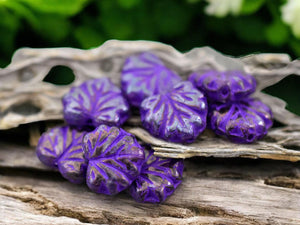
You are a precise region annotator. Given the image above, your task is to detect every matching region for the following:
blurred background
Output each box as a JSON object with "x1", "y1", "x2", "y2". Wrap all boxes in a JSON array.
[{"x1": 0, "y1": 0, "x2": 299, "y2": 115}]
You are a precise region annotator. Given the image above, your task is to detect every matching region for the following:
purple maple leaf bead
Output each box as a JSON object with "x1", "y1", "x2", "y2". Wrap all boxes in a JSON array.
[
  {"x1": 121, "y1": 52, "x2": 181, "y2": 107},
  {"x1": 36, "y1": 126, "x2": 87, "y2": 184},
  {"x1": 129, "y1": 147, "x2": 184, "y2": 203},
  {"x1": 189, "y1": 70, "x2": 256, "y2": 103},
  {"x1": 140, "y1": 81, "x2": 208, "y2": 143},
  {"x1": 63, "y1": 78, "x2": 130, "y2": 130},
  {"x1": 83, "y1": 125, "x2": 145, "y2": 195},
  {"x1": 209, "y1": 98, "x2": 273, "y2": 143}
]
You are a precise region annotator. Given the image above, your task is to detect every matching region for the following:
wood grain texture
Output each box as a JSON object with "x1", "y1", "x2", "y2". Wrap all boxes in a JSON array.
[
  {"x1": 127, "y1": 126, "x2": 300, "y2": 161},
  {"x1": 1, "y1": 125, "x2": 300, "y2": 164},
  {"x1": 0, "y1": 195, "x2": 93, "y2": 225},
  {"x1": 1, "y1": 142, "x2": 300, "y2": 225}
]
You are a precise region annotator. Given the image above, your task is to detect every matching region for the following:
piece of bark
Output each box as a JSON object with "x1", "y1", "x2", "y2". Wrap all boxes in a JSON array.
[
  {"x1": 1, "y1": 126, "x2": 300, "y2": 164},
  {"x1": 1, "y1": 142, "x2": 300, "y2": 224},
  {"x1": 127, "y1": 126, "x2": 300, "y2": 161},
  {"x1": 0, "y1": 142, "x2": 50, "y2": 171},
  {"x1": 0, "y1": 41, "x2": 300, "y2": 130},
  {"x1": 1, "y1": 41, "x2": 300, "y2": 161},
  {"x1": 1, "y1": 141, "x2": 300, "y2": 181},
  {"x1": 1, "y1": 168, "x2": 300, "y2": 225}
]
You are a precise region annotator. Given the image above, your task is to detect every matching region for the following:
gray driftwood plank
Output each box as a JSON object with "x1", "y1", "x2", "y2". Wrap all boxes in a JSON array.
[
  {"x1": 1, "y1": 125, "x2": 300, "y2": 166},
  {"x1": 1, "y1": 169, "x2": 299, "y2": 225},
  {"x1": 1, "y1": 143, "x2": 300, "y2": 225}
]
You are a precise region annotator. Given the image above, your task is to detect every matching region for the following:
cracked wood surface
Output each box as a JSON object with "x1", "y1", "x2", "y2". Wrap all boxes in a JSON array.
[
  {"x1": 127, "y1": 125, "x2": 300, "y2": 161},
  {"x1": 1, "y1": 142, "x2": 300, "y2": 225}
]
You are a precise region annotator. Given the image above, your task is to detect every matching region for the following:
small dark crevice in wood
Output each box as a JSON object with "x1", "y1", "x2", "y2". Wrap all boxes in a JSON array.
[
  {"x1": 124, "y1": 115, "x2": 142, "y2": 127},
  {"x1": 43, "y1": 66, "x2": 75, "y2": 86},
  {"x1": 261, "y1": 135, "x2": 277, "y2": 143},
  {"x1": 185, "y1": 157, "x2": 300, "y2": 182},
  {"x1": 101, "y1": 211, "x2": 150, "y2": 225},
  {"x1": 0, "y1": 125, "x2": 31, "y2": 145},
  {"x1": 270, "y1": 120, "x2": 285, "y2": 129},
  {"x1": 165, "y1": 203, "x2": 260, "y2": 225},
  {"x1": 10, "y1": 101, "x2": 41, "y2": 116},
  {"x1": 195, "y1": 169, "x2": 254, "y2": 180},
  {"x1": 282, "y1": 143, "x2": 300, "y2": 151},
  {"x1": 0, "y1": 166, "x2": 62, "y2": 182}
]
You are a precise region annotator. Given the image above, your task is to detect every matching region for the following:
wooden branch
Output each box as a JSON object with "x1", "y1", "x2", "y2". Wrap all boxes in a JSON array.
[
  {"x1": 1, "y1": 142, "x2": 300, "y2": 224},
  {"x1": 1, "y1": 41, "x2": 300, "y2": 130}
]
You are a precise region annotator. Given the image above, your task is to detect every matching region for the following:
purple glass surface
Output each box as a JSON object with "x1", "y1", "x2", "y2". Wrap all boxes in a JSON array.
[
  {"x1": 189, "y1": 70, "x2": 256, "y2": 103},
  {"x1": 121, "y1": 52, "x2": 181, "y2": 107},
  {"x1": 63, "y1": 78, "x2": 130, "y2": 130},
  {"x1": 209, "y1": 98, "x2": 273, "y2": 143},
  {"x1": 83, "y1": 125, "x2": 145, "y2": 195},
  {"x1": 140, "y1": 81, "x2": 208, "y2": 143},
  {"x1": 36, "y1": 126, "x2": 87, "y2": 184},
  {"x1": 129, "y1": 147, "x2": 184, "y2": 203}
]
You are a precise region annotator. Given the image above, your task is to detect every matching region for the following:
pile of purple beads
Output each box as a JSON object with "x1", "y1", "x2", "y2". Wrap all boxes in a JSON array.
[
  {"x1": 36, "y1": 51, "x2": 273, "y2": 204},
  {"x1": 122, "y1": 52, "x2": 272, "y2": 144},
  {"x1": 189, "y1": 70, "x2": 273, "y2": 143},
  {"x1": 37, "y1": 77, "x2": 184, "y2": 203}
]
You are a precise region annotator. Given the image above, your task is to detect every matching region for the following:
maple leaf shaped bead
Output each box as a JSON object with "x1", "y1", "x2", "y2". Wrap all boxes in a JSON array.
[
  {"x1": 140, "y1": 81, "x2": 208, "y2": 143},
  {"x1": 129, "y1": 148, "x2": 184, "y2": 203},
  {"x1": 83, "y1": 125, "x2": 145, "y2": 195},
  {"x1": 209, "y1": 98, "x2": 273, "y2": 143},
  {"x1": 63, "y1": 78, "x2": 130, "y2": 130},
  {"x1": 189, "y1": 70, "x2": 256, "y2": 103},
  {"x1": 121, "y1": 52, "x2": 181, "y2": 107},
  {"x1": 36, "y1": 126, "x2": 87, "y2": 184}
]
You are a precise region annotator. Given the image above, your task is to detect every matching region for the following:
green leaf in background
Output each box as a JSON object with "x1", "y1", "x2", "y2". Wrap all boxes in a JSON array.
[
  {"x1": 2, "y1": 0, "x2": 39, "y2": 29},
  {"x1": 98, "y1": 0, "x2": 134, "y2": 39},
  {"x1": 74, "y1": 26, "x2": 106, "y2": 49},
  {"x1": 0, "y1": 7, "x2": 20, "y2": 30},
  {"x1": 35, "y1": 15, "x2": 71, "y2": 43},
  {"x1": 233, "y1": 17, "x2": 266, "y2": 43},
  {"x1": 15, "y1": 0, "x2": 89, "y2": 16},
  {"x1": 117, "y1": 0, "x2": 141, "y2": 9},
  {"x1": 265, "y1": 19, "x2": 289, "y2": 47},
  {"x1": 153, "y1": 0, "x2": 191, "y2": 37},
  {"x1": 0, "y1": 8, "x2": 20, "y2": 57},
  {"x1": 205, "y1": 17, "x2": 233, "y2": 36},
  {"x1": 186, "y1": 0, "x2": 201, "y2": 4},
  {"x1": 133, "y1": 3, "x2": 157, "y2": 40},
  {"x1": 263, "y1": 75, "x2": 300, "y2": 116},
  {"x1": 240, "y1": 0, "x2": 265, "y2": 15},
  {"x1": 289, "y1": 39, "x2": 300, "y2": 57}
]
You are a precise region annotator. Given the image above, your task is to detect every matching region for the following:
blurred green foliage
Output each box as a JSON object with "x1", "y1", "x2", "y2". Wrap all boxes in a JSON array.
[
  {"x1": 0, "y1": 0, "x2": 299, "y2": 115},
  {"x1": 0, "y1": 0, "x2": 299, "y2": 66}
]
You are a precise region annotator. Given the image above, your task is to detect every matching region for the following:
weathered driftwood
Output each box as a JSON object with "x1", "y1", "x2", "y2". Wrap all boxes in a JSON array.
[
  {"x1": 1, "y1": 196, "x2": 91, "y2": 225},
  {"x1": 0, "y1": 40, "x2": 300, "y2": 130},
  {"x1": 1, "y1": 42, "x2": 300, "y2": 224},
  {"x1": 127, "y1": 125, "x2": 300, "y2": 161},
  {"x1": 1, "y1": 143, "x2": 300, "y2": 225},
  {"x1": 1, "y1": 41, "x2": 300, "y2": 162}
]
